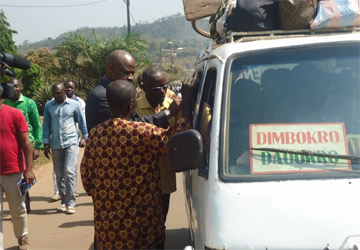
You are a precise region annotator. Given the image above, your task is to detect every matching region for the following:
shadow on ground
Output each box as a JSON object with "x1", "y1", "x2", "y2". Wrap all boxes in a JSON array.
[
  {"x1": 59, "y1": 219, "x2": 94, "y2": 228},
  {"x1": 165, "y1": 227, "x2": 191, "y2": 250}
]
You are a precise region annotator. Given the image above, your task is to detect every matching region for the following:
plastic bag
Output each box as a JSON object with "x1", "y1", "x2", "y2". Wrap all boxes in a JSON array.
[{"x1": 311, "y1": 0, "x2": 360, "y2": 29}]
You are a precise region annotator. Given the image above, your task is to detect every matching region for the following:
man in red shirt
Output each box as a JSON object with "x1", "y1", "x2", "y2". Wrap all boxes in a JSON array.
[{"x1": 0, "y1": 98, "x2": 35, "y2": 250}]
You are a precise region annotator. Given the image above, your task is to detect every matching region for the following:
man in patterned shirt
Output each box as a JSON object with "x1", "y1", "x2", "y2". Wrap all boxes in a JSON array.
[{"x1": 80, "y1": 79, "x2": 193, "y2": 250}]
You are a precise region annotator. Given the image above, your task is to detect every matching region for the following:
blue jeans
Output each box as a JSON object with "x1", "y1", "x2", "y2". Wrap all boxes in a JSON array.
[{"x1": 52, "y1": 144, "x2": 78, "y2": 208}]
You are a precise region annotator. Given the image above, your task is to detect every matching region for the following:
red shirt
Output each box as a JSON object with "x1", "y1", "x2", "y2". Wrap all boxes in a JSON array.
[{"x1": 0, "y1": 104, "x2": 29, "y2": 175}]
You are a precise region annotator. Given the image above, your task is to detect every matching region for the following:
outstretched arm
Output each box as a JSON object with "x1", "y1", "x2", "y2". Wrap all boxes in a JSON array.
[{"x1": 18, "y1": 131, "x2": 35, "y2": 184}]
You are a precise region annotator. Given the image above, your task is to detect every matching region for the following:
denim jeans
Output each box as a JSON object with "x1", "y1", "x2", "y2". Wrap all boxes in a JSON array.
[
  {"x1": 52, "y1": 144, "x2": 79, "y2": 208},
  {"x1": 0, "y1": 172, "x2": 28, "y2": 249}
]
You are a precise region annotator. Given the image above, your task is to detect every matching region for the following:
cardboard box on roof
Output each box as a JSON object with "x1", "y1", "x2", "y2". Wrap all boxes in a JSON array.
[{"x1": 182, "y1": 0, "x2": 223, "y2": 21}]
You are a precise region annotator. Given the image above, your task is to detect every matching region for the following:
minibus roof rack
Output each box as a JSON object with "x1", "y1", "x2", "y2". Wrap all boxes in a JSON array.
[{"x1": 220, "y1": 27, "x2": 360, "y2": 44}]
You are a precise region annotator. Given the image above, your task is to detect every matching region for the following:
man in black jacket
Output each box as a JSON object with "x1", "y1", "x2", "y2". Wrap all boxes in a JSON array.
[{"x1": 86, "y1": 50, "x2": 181, "y2": 132}]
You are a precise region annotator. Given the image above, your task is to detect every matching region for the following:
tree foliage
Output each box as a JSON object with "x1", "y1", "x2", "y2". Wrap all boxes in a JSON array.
[
  {"x1": 0, "y1": 10, "x2": 43, "y2": 97},
  {"x1": 53, "y1": 31, "x2": 151, "y2": 94},
  {"x1": 32, "y1": 84, "x2": 52, "y2": 115},
  {"x1": 18, "y1": 63, "x2": 43, "y2": 98},
  {"x1": 25, "y1": 47, "x2": 60, "y2": 84},
  {"x1": 0, "y1": 10, "x2": 17, "y2": 54}
]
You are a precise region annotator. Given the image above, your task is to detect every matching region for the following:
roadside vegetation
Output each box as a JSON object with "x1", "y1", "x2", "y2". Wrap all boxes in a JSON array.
[{"x1": 1, "y1": 10, "x2": 210, "y2": 116}]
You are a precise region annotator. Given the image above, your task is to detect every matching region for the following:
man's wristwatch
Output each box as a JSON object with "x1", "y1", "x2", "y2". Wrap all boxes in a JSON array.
[{"x1": 164, "y1": 109, "x2": 171, "y2": 118}]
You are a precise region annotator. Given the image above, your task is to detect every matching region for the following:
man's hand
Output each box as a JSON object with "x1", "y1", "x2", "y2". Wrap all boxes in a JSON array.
[
  {"x1": 168, "y1": 95, "x2": 182, "y2": 117},
  {"x1": 23, "y1": 168, "x2": 35, "y2": 184},
  {"x1": 44, "y1": 144, "x2": 51, "y2": 159},
  {"x1": 180, "y1": 77, "x2": 196, "y2": 100},
  {"x1": 33, "y1": 148, "x2": 40, "y2": 160},
  {"x1": 79, "y1": 139, "x2": 86, "y2": 148},
  {"x1": 180, "y1": 77, "x2": 197, "y2": 121},
  {"x1": 18, "y1": 131, "x2": 35, "y2": 184}
]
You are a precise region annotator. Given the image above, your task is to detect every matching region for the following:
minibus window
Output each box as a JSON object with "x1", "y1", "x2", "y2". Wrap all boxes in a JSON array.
[
  {"x1": 198, "y1": 69, "x2": 217, "y2": 172},
  {"x1": 223, "y1": 43, "x2": 360, "y2": 181}
]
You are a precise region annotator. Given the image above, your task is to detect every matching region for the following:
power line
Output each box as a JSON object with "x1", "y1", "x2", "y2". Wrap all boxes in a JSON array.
[
  {"x1": 129, "y1": 10, "x2": 143, "y2": 36},
  {"x1": 0, "y1": 0, "x2": 110, "y2": 8}
]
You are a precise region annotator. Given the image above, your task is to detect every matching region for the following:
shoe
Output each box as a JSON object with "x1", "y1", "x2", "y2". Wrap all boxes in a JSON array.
[
  {"x1": 49, "y1": 193, "x2": 61, "y2": 202},
  {"x1": 18, "y1": 234, "x2": 30, "y2": 250},
  {"x1": 75, "y1": 192, "x2": 79, "y2": 197},
  {"x1": 57, "y1": 204, "x2": 67, "y2": 213},
  {"x1": 66, "y1": 207, "x2": 75, "y2": 214}
]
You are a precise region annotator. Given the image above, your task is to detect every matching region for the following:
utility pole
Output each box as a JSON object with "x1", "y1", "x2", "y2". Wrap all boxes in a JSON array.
[
  {"x1": 126, "y1": 0, "x2": 130, "y2": 35},
  {"x1": 168, "y1": 42, "x2": 175, "y2": 75},
  {"x1": 160, "y1": 43, "x2": 162, "y2": 69}
]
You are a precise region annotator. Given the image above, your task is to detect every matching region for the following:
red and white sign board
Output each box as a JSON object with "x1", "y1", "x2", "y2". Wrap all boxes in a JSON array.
[{"x1": 250, "y1": 123, "x2": 351, "y2": 174}]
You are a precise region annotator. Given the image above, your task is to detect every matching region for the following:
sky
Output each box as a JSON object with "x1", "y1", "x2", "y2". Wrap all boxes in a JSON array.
[{"x1": 1, "y1": 0, "x2": 185, "y2": 45}]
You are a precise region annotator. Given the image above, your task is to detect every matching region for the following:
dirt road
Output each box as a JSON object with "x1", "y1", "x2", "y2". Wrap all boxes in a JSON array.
[{"x1": 3, "y1": 149, "x2": 190, "y2": 249}]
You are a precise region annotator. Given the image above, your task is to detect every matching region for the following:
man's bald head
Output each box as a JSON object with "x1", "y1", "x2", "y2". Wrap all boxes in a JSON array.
[
  {"x1": 106, "y1": 50, "x2": 136, "y2": 83},
  {"x1": 106, "y1": 80, "x2": 137, "y2": 119}
]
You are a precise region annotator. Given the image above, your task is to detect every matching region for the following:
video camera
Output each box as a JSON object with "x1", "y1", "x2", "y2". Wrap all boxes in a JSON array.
[{"x1": 0, "y1": 52, "x2": 31, "y2": 99}]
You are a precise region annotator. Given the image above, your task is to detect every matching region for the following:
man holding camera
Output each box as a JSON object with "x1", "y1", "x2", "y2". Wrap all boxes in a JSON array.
[{"x1": 0, "y1": 96, "x2": 35, "y2": 250}]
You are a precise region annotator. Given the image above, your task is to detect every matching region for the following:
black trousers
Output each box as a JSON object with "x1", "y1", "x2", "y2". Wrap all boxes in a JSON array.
[{"x1": 25, "y1": 191, "x2": 31, "y2": 213}]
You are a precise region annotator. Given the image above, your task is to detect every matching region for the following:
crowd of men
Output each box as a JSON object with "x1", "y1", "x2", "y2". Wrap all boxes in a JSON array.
[{"x1": 0, "y1": 49, "x2": 195, "y2": 250}]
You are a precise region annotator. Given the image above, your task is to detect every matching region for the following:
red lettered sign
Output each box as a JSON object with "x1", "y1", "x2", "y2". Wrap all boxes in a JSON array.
[{"x1": 250, "y1": 123, "x2": 351, "y2": 174}]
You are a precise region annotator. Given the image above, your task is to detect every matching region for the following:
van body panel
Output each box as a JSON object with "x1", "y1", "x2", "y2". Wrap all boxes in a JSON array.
[
  {"x1": 180, "y1": 31, "x2": 360, "y2": 249},
  {"x1": 202, "y1": 179, "x2": 360, "y2": 249}
]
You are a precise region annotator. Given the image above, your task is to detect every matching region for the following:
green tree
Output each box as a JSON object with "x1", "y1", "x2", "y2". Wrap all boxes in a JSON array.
[
  {"x1": 0, "y1": 10, "x2": 43, "y2": 98},
  {"x1": 18, "y1": 63, "x2": 43, "y2": 98},
  {"x1": 0, "y1": 10, "x2": 17, "y2": 54},
  {"x1": 25, "y1": 47, "x2": 60, "y2": 84},
  {"x1": 54, "y1": 31, "x2": 151, "y2": 94},
  {"x1": 33, "y1": 84, "x2": 52, "y2": 115}
]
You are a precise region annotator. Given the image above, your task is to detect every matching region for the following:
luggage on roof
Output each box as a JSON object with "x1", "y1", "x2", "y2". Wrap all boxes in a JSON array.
[
  {"x1": 310, "y1": 0, "x2": 360, "y2": 29},
  {"x1": 226, "y1": 0, "x2": 280, "y2": 31},
  {"x1": 182, "y1": 0, "x2": 223, "y2": 21},
  {"x1": 278, "y1": 0, "x2": 318, "y2": 30},
  {"x1": 183, "y1": 0, "x2": 360, "y2": 40}
]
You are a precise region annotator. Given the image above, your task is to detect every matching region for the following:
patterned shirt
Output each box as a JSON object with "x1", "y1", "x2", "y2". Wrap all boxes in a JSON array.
[
  {"x1": 80, "y1": 117, "x2": 190, "y2": 250},
  {"x1": 4, "y1": 94, "x2": 43, "y2": 149}
]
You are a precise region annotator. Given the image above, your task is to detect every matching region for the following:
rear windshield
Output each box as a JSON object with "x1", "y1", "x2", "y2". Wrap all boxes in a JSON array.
[{"x1": 223, "y1": 42, "x2": 360, "y2": 181}]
